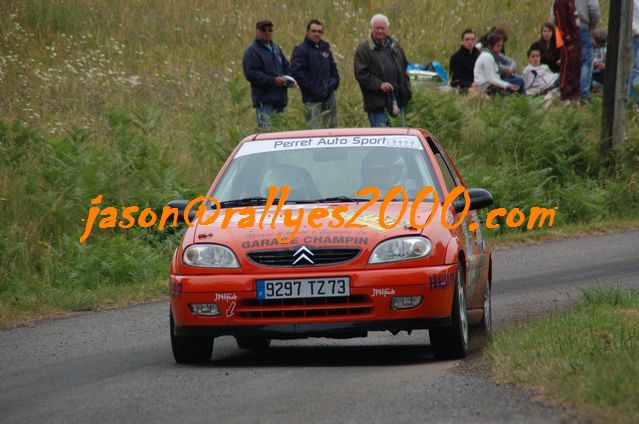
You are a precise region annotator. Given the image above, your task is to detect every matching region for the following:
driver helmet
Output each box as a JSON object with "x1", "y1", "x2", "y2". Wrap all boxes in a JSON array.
[
  {"x1": 360, "y1": 149, "x2": 408, "y2": 191},
  {"x1": 260, "y1": 165, "x2": 308, "y2": 200}
]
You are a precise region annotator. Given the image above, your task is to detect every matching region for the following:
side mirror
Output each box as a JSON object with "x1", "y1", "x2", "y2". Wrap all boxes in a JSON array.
[
  {"x1": 166, "y1": 199, "x2": 196, "y2": 222},
  {"x1": 452, "y1": 188, "x2": 494, "y2": 213}
]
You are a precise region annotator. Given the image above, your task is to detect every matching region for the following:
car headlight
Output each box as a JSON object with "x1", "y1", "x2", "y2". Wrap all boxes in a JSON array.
[
  {"x1": 369, "y1": 237, "x2": 433, "y2": 264},
  {"x1": 183, "y1": 244, "x2": 240, "y2": 268}
]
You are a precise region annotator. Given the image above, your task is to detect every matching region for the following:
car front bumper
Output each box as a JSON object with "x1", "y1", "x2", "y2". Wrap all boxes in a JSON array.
[{"x1": 170, "y1": 264, "x2": 457, "y2": 337}]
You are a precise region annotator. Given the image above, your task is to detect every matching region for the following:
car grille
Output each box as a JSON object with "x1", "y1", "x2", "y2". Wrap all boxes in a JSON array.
[
  {"x1": 247, "y1": 247, "x2": 361, "y2": 267},
  {"x1": 238, "y1": 295, "x2": 373, "y2": 320}
]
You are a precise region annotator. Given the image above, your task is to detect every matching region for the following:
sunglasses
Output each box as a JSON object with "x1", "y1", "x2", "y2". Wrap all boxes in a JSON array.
[{"x1": 259, "y1": 27, "x2": 273, "y2": 32}]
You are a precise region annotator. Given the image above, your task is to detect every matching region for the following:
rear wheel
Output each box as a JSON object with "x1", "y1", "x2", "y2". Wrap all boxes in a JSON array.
[
  {"x1": 430, "y1": 261, "x2": 469, "y2": 360},
  {"x1": 235, "y1": 336, "x2": 271, "y2": 350},
  {"x1": 170, "y1": 310, "x2": 214, "y2": 364}
]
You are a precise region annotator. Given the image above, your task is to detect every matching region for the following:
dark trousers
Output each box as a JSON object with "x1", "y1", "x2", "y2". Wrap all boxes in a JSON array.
[{"x1": 560, "y1": 42, "x2": 582, "y2": 100}]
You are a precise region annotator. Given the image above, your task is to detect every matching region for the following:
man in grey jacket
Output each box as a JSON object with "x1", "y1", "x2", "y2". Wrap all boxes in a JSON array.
[
  {"x1": 576, "y1": 0, "x2": 601, "y2": 100},
  {"x1": 354, "y1": 14, "x2": 412, "y2": 127}
]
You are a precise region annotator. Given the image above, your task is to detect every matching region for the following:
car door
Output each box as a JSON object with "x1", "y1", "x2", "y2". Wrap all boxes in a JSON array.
[{"x1": 427, "y1": 138, "x2": 484, "y2": 302}]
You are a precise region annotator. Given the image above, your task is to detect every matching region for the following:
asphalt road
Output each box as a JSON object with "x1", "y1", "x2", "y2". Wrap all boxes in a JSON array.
[{"x1": 1, "y1": 231, "x2": 638, "y2": 423}]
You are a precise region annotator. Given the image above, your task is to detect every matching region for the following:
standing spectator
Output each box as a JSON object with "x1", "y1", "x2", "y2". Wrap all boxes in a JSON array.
[
  {"x1": 631, "y1": 0, "x2": 639, "y2": 102},
  {"x1": 530, "y1": 23, "x2": 562, "y2": 73},
  {"x1": 354, "y1": 14, "x2": 412, "y2": 127},
  {"x1": 523, "y1": 46, "x2": 559, "y2": 95},
  {"x1": 575, "y1": 0, "x2": 601, "y2": 101},
  {"x1": 242, "y1": 20, "x2": 291, "y2": 130},
  {"x1": 449, "y1": 29, "x2": 481, "y2": 93},
  {"x1": 474, "y1": 33, "x2": 521, "y2": 95},
  {"x1": 291, "y1": 19, "x2": 340, "y2": 128},
  {"x1": 591, "y1": 29, "x2": 606, "y2": 89},
  {"x1": 553, "y1": 0, "x2": 582, "y2": 101}
]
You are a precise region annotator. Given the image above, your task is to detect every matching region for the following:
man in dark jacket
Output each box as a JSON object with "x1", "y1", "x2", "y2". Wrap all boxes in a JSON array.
[
  {"x1": 242, "y1": 20, "x2": 291, "y2": 130},
  {"x1": 354, "y1": 14, "x2": 412, "y2": 127},
  {"x1": 291, "y1": 19, "x2": 340, "y2": 128},
  {"x1": 553, "y1": 0, "x2": 582, "y2": 101},
  {"x1": 449, "y1": 29, "x2": 480, "y2": 93}
]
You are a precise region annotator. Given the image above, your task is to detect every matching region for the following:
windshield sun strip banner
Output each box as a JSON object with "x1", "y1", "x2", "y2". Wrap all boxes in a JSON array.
[{"x1": 234, "y1": 135, "x2": 425, "y2": 158}]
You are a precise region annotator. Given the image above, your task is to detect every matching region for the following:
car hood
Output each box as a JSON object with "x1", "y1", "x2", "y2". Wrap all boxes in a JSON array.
[{"x1": 183, "y1": 202, "x2": 450, "y2": 272}]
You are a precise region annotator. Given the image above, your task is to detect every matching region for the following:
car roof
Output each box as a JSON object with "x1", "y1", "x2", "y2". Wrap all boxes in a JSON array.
[{"x1": 244, "y1": 128, "x2": 428, "y2": 142}]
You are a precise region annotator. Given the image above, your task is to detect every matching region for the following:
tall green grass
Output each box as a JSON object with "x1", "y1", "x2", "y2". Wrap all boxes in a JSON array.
[
  {"x1": 489, "y1": 286, "x2": 639, "y2": 423},
  {"x1": 1, "y1": 0, "x2": 636, "y2": 325}
]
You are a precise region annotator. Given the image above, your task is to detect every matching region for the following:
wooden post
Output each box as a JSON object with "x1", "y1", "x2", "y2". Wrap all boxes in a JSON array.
[{"x1": 601, "y1": 0, "x2": 633, "y2": 151}]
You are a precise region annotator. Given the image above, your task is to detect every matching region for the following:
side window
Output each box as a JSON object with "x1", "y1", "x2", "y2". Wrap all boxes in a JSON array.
[
  {"x1": 427, "y1": 137, "x2": 462, "y2": 195},
  {"x1": 434, "y1": 153, "x2": 457, "y2": 193}
]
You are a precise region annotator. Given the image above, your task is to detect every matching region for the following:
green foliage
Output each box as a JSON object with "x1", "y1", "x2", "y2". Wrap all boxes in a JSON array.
[
  {"x1": 489, "y1": 287, "x2": 639, "y2": 423},
  {"x1": 0, "y1": 113, "x2": 193, "y2": 323},
  {"x1": 407, "y1": 94, "x2": 639, "y2": 233},
  {"x1": 0, "y1": 0, "x2": 634, "y2": 324}
]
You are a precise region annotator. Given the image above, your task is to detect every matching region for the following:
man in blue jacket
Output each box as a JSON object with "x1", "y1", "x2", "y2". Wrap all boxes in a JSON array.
[
  {"x1": 291, "y1": 19, "x2": 340, "y2": 128},
  {"x1": 242, "y1": 20, "x2": 291, "y2": 130}
]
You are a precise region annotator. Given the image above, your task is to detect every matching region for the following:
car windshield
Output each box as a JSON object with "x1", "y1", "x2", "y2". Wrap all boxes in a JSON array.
[{"x1": 212, "y1": 135, "x2": 441, "y2": 203}]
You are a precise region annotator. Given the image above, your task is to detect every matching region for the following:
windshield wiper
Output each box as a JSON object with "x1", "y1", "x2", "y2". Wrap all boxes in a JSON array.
[
  {"x1": 218, "y1": 197, "x2": 278, "y2": 208},
  {"x1": 217, "y1": 197, "x2": 313, "y2": 208},
  {"x1": 310, "y1": 196, "x2": 371, "y2": 203}
]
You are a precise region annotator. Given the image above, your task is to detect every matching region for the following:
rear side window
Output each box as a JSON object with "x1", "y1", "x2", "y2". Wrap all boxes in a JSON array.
[
  {"x1": 434, "y1": 153, "x2": 458, "y2": 192},
  {"x1": 427, "y1": 137, "x2": 461, "y2": 194}
]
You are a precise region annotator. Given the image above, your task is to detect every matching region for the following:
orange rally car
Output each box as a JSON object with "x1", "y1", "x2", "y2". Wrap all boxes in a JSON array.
[{"x1": 168, "y1": 128, "x2": 493, "y2": 363}]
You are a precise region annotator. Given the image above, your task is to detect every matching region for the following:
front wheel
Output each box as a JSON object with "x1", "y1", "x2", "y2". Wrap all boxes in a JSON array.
[
  {"x1": 429, "y1": 260, "x2": 469, "y2": 360},
  {"x1": 170, "y1": 310, "x2": 214, "y2": 364}
]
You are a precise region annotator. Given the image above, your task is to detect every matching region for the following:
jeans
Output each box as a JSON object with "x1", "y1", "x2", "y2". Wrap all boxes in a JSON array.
[
  {"x1": 304, "y1": 92, "x2": 338, "y2": 129},
  {"x1": 255, "y1": 103, "x2": 285, "y2": 130},
  {"x1": 503, "y1": 76, "x2": 526, "y2": 94},
  {"x1": 580, "y1": 28, "x2": 593, "y2": 100},
  {"x1": 367, "y1": 108, "x2": 405, "y2": 127},
  {"x1": 630, "y1": 34, "x2": 639, "y2": 103}
]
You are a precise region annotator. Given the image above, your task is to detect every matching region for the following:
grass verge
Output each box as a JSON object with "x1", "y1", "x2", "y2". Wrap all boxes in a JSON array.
[
  {"x1": 0, "y1": 277, "x2": 166, "y2": 330},
  {"x1": 488, "y1": 286, "x2": 639, "y2": 423}
]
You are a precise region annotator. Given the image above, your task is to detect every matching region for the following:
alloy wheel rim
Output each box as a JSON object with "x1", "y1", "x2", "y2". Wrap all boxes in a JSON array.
[
  {"x1": 458, "y1": 271, "x2": 468, "y2": 346},
  {"x1": 484, "y1": 284, "x2": 492, "y2": 332}
]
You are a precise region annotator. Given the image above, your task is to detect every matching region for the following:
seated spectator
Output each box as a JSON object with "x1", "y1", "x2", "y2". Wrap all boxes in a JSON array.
[
  {"x1": 489, "y1": 27, "x2": 526, "y2": 90},
  {"x1": 449, "y1": 29, "x2": 481, "y2": 93},
  {"x1": 530, "y1": 23, "x2": 562, "y2": 73},
  {"x1": 523, "y1": 46, "x2": 559, "y2": 95},
  {"x1": 591, "y1": 29, "x2": 607, "y2": 89},
  {"x1": 474, "y1": 33, "x2": 523, "y2": 95},
  {"x1": 490, "y1": 28, "x2": 515, "y2": 74}
]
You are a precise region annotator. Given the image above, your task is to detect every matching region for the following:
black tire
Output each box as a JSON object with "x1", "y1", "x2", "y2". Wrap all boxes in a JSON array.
[
  {"x1": 170, "y1": 310, "x2": 214, "y2": 364},
  {"x1": 429, "y1": 261, "x2": 469, "y2": 360},
  {"x1": 235, "y1": 336, "x2": 271, "y2": 350}
]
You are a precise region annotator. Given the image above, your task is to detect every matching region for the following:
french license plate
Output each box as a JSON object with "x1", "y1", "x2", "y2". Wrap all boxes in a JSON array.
[{"x1": 256, "y1": 277, "x2": 350, "y2": 300}]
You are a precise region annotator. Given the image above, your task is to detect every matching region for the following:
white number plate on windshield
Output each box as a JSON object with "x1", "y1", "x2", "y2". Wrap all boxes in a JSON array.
[{"x1": 256, "y1": 277, "x2": 350, "y2": 300}]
